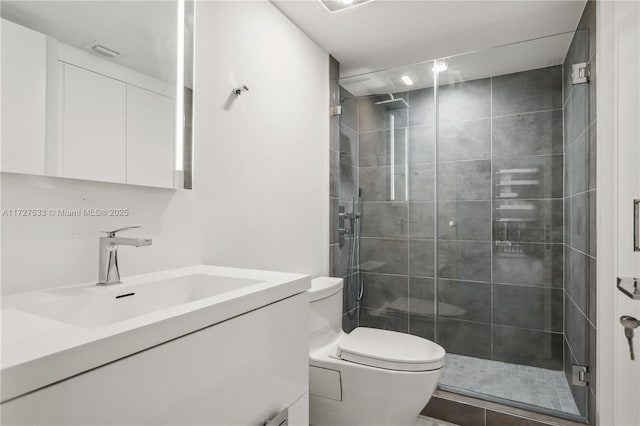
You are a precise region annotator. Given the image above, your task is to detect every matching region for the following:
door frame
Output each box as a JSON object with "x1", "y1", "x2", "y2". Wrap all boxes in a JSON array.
[{"x1": 596, "y1": 1, "x2": 639, "y2": 424}]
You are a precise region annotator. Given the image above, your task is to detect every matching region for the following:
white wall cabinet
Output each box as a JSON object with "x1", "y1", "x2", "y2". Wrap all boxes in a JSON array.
[
  {"x1": 62, "y1": 63, "x2": 127, "y2": 183},
  {"x1": 1, "y1": 19, "x2": 47, "y2": 175},
  {"x1": 126, "y1": 85, "x2": 175, "y2": 188},
  {"x1": 61, "y1": 63, "x2": 176, "y2": 187}
]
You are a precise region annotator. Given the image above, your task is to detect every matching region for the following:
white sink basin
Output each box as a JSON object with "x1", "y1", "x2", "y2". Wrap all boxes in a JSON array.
[
  {"x1": 1, "y1": 265, "x2": 310, "y2": 403},
  {"x1": 18, "y1": 274, "x2": 262, "y2": 328}
]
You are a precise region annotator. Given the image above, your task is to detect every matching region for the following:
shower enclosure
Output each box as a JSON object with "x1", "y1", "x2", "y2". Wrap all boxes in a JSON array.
[{"x1": 330, "y1": 27, "x2": 595, "y2": 423}]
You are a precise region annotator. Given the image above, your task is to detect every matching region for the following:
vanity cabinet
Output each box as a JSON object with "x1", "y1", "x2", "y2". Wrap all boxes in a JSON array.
[
  {"x1": 1, "y1": 292, "x2": 309, "y2": 425},
  {"x1": 61, "y1": 63, "x2": 175, "y2": 187},
  {"x1": 1, "y1": 19, "x2": 47, "y2": 175}
]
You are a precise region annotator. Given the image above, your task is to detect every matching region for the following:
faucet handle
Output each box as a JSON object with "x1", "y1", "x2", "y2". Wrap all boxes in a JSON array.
[{"x1": 101, "y1": 226, "x2": 142, "y2": 238}]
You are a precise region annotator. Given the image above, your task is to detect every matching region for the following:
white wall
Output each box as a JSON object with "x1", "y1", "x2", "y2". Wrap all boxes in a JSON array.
[{"x1": 0, "y1": 1, "x2": 329, "y2": 296}]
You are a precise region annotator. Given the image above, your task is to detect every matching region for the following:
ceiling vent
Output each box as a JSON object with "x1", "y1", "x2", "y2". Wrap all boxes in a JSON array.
[{"x1": 319, "y1": 0, "x2": 373, "y2": 13}]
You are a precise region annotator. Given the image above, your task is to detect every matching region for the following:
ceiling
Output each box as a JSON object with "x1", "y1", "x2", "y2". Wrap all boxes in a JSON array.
[
  {"x1": 272, "y1": 0, "x2": 587, "y2": 79},
  {"x1": 1, "y1": 1, "x2": 186, "y2": 85}
]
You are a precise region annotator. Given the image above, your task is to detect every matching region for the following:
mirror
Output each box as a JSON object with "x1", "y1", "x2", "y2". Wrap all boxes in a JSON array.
[{"x1": 0, "y1": 1, "x2": 194, "y2": 189}]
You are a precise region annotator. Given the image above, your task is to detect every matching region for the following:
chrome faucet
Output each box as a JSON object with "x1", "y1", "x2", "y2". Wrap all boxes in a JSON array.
[{"x1": 97, "y1": 226, "x2": 152, "y2": 286}]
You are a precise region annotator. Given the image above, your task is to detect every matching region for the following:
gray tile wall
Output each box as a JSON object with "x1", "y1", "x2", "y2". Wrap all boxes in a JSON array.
[
  {"x1": 563, "y1": 0, "x2": 597, "y2": 421},
  {"x1": 354, "y1": 65, "x2": 565, "y2": 371},
  {"x1": 329, "y1": 56, "x2": 360, "y2": 332}
]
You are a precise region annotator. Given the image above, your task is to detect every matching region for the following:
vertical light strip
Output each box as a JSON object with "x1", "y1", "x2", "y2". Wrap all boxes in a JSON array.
[
  {"x1": 432, "y1": 60, "x2": 440, "y2": 342},
  {"x1": 405, "y1": 124, "x2": 409, "y2": 200},
  {"x1": 175, "y1": 0, "x2": 185, "y2": 171},
  {"x1": 390, "y1": 113, "x2": 395, "y2": 201}
]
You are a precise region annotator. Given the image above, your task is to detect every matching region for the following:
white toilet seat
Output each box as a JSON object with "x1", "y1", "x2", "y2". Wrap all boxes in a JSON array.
[{"x1": 336, "y1": 327, "x2": 446, "y2": 372}]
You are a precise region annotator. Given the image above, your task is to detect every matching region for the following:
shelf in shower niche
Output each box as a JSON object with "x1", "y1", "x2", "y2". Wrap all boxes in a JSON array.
[
  {"x1": 496, "y1": 193, "x2": 519, "y2": 198},
  {"x1": 495, "y1": 204, "x2": 535, "y2": 211},
  {"x1": 495, "y1": 218, "x2": 535, "y2": 223},
  {"x1": 496, "y1": 168, "x2": 539, "y2": 174},
  {"x1": 497, "y1": 180, "x2": 539, "y2": 186}
]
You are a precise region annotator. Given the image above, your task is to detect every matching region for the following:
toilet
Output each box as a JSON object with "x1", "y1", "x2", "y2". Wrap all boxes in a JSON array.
[{"x1": 308, "y1": 277, "x2": 446, "y2": 426}]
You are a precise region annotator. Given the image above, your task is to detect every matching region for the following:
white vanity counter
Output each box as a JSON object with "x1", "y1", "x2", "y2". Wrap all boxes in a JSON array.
[{"x1": 1, "y1": 265, "x2": 310, "y2": 403}]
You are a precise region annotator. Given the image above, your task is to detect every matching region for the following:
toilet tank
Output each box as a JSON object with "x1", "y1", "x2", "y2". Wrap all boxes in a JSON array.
[{"x1": 309, "y1": 277, "x2": 344, "y2": 351}]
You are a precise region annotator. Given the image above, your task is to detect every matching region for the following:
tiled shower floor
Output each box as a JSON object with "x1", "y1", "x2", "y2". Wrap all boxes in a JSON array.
[{"x1": 440, "y1": 354, "x2": 580, "y2": 416}]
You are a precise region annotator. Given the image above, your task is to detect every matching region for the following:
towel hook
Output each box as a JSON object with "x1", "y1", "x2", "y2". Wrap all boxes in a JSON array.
[{"x1": 233, "y1": 85, "x2": 249, "y2": 96}]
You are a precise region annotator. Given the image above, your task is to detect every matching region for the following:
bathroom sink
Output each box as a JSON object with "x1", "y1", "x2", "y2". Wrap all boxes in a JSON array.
[
  {"x1": 18, "y1": 274, "x2": 262, "y2": 328},
  {"x1": 1, "y1": 265, "x2": 310, "y2": 403}
]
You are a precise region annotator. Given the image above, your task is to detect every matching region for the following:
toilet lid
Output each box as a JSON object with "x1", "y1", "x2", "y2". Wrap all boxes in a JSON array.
[{"x1": 337, "y1": 327, "x2": 446, "y2": 372}]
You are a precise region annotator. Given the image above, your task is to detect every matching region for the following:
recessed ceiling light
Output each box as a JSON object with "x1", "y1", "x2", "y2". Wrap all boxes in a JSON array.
[
  {"x1": 401, "y1": 75, "x2": 414, "y2": 86},
  {"x1": 319, "y1": 0, "x2": 374, "y2": 13},
  {"x1": 432, "y1": 61, "x2": 448, "y2": 73}
]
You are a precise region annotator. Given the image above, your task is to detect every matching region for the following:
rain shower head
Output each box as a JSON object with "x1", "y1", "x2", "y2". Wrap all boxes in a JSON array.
[{"x1": 374, "y1": 94, "x2": 410, "y2": 110}]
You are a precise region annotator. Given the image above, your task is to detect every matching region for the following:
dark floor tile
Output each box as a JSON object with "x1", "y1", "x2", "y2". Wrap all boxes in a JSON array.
[
  {"x1": 492, "y1": 242, "x2": 563, "y2": 288},
  {"x1": 493, "y1": 155, "x2": 563, "y2": 200},
  {"x1": 486, "y1": 410, "x2": 549, "y2": 426},
  {"x1": 439, "y1": 160, "x2": 491, "y2": 201},
  {"x1": 493, "y1": 326, "x2": 563, "y2": 370},
  {"x1": 493, "y1": 284, "x2": 563, "y2": 332},
  {"x1": 439, "y1": 240, "x2": 492, "y2": 282},
  {"x1": 422, "y1": 397, "x2": 485, "y2": 426},
  {"x1": 438, "y1": 279, "x2": 491, "y2": 323},
  {"x1": 438, "y1": 318, "x2": 492, "y2": 359},
  {"x1": 492, "y1": 110, "x2": 563, "y2": 158},
  {"x1": 360, "y1": 202, "x2": 408, "y2": 238},
  {"x1": 439, "y1": 78, "x2": 491, "y2": 123},
  {"x1": 439, "y1": 118, "x2": 491, "y2": 161},
  {"x1": 492, "y1": 66, "x2": 562, "y2": 116},
  {"x1": 439, "y1": 201, "x2": 492, "y2": 241}
]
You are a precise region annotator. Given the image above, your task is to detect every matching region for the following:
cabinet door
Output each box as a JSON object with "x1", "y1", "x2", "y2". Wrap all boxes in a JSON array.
[
  {"x1": 1, "y1": 19, "x2": 47, "y2": 175},
  {"x1": 63, "y1": 63, "x2": 126, "y2": 183},
  {"x1": 126, "y1": 85, "x2": 175, "y2": 188}
]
